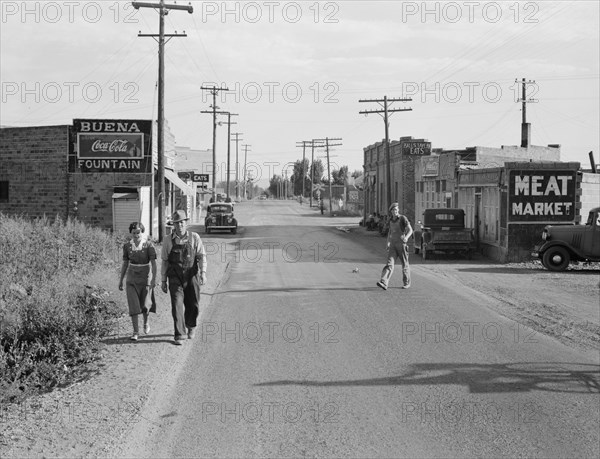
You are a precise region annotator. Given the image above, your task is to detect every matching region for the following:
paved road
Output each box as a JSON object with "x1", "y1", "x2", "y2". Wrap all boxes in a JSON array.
[{"x1": 121, "y1": 200, "x2": 599, "y2": 458}]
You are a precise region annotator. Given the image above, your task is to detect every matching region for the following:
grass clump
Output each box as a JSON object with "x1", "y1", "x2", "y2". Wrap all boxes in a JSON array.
[{"x1": 0, "y1": 214, "x2": 124, "y2": 404}]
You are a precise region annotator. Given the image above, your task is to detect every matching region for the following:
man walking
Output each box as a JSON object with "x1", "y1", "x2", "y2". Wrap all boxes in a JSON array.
[
  {"x1": 161, "y1": 210, "x2": 207, "y2": 345},
  {"x1": 377, "y1": 203, "x2": 413, "y2": 290}
]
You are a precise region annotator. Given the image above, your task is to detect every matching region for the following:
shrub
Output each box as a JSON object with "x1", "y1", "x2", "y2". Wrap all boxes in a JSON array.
[{"x1": 0, "y1": 214, "x2": 123, "y2": 404}]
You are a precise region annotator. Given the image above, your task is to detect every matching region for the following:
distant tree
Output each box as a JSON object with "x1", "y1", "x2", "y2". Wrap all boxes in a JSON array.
[
  {"x1": 310, "y1": 159, "x2": 325, "y2": 184},
  {"x1": 290, "y1": 158, "x2": 310, "y2": 197},
  {"x1": 351, "y1": 169, "x2": 362, "y2": 179},
  {"x1": 331, "y1": 165, "x2": 349, "y2": 185},
  {"x1": 268, "y1": 174, "x2": 283, "y2": 198}
]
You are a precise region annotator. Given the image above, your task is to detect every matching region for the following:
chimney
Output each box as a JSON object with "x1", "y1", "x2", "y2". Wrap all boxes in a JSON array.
[{"x1": 521, "y1": 122, "x2": 531, "y2": 148}]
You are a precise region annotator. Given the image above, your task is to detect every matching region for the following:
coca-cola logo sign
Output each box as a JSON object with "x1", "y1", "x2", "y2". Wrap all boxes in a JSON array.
[{"x1": 77, "y1": 133, "x2": 143, "y2": 159}]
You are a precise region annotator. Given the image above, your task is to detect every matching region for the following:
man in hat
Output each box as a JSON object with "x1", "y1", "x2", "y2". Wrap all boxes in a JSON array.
[
  {"x1": 161, "y1": 210, "x2": 207, "y2": 345},
  {"x1": 377, "y1": 203, "x2": 413, "y2": 290}
]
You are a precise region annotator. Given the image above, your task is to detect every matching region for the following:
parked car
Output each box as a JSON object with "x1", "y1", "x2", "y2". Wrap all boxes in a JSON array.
[
  {"x1": 414, "y1": 208, "x2": 474, "y2": 260},
  {"x1": 205, "y1": 202, "x2": 238, "y2": 234},
  {"x1": 531, "y1": 207, "x2": 600, "y2": 271}
]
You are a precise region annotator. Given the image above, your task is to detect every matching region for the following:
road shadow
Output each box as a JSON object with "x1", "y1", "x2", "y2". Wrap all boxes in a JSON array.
[
  {"x1": 254, "y1": 362, "x2": 600, "y2": 394},
  {"x1": 101, "y1": 334, "x2": 175, "y2": 345},
  {"x1": 457, "y1": 266, "x2": 600, "y2": 274}
]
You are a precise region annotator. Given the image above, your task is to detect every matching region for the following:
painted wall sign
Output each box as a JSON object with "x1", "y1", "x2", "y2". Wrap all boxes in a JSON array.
[
  {"x1": 71, "y1": 119, "x2": 152, "y2": 173},
  {"x1": 508, "y1": 170, "x2": 576, "y2": 222},
  {"x1": 422, "y1": 157, "x2": 439, "y2": 177}
]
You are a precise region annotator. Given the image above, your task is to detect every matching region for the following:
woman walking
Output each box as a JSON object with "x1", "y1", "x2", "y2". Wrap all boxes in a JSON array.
[{"x1": 119, "y1": 222, "x2": 157, "y2": 341}]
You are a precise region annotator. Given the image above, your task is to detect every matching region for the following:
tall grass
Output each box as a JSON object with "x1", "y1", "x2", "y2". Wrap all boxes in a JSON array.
[{"x1": 0, "y1": 214, "x2": 124, "y2": 404}]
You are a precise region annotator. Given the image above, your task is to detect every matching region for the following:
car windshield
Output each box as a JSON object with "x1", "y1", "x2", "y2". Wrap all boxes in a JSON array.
[
  {"x1": 209, "y1": 205, "x2": 232, "y2": 212},
  {"x1": 434, "y1": 214, "x2": 456, "y2": 221}
]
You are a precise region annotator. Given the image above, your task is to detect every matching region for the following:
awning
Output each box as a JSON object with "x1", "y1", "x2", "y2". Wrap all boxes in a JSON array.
[{"x1": 163, "y1": 168, "x2": 195, "y2": 196}]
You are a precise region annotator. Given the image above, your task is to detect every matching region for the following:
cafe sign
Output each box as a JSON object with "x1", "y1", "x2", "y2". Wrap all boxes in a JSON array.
[{"x1": 71, "y1": 119, "x2": 152, "y2": 173}]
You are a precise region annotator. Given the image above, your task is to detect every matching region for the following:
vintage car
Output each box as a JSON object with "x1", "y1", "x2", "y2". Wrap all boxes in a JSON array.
[
  {"x1": 531, "y1": 207, "x2": 600, "y2": 271},
  {"x1": 414, "y1": 208, "x2": 474, "y2": 260},
  {"x1": 205, "y1": 202, "x2": 238, "y2": 234}
]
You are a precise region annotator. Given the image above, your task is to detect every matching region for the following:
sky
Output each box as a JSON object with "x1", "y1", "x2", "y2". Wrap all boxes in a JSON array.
[{"x1": 1, "y1": 0, "x2": 599, "y2": 187}]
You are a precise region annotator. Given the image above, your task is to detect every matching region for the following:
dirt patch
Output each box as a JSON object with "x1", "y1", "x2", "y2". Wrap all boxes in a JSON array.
[{"x1": 418, "y1": 257, "x2": 600, "y2": 351}]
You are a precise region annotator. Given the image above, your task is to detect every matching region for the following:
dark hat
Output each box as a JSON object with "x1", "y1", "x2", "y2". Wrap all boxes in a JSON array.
[
  {"x1": 171, "y1": 210, "x2": 189, "y2": 223},
  {"x1": 389, "y1": 202, "x2": 399, "y2": 212}
]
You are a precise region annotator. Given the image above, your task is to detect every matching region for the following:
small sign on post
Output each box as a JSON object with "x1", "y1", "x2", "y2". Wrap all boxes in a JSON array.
[{"x1": 193, "y1": 173, "x2": 209, "y2": 182}]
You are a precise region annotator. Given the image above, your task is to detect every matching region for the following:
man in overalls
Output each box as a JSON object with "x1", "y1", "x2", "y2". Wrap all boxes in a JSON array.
[
  {"x1": 161, "y1": 210, "x2": 207, "y2": 345},
  {"x1": 377, "y1": 202, "x2": 413, "y2": 291}
]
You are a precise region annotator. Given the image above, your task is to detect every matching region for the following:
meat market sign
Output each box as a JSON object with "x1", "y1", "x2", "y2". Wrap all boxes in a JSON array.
[
  {"x1": 70, "y1": 119, "x2": 152, "y2": 173},
  {"x1": 508, "y1": 170, "x2": 576, "y2": 222}
]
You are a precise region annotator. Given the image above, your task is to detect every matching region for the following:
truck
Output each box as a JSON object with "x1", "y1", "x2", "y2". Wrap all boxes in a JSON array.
[
  {"x1": 531, "y1": 206, "x2": 600, "y2": 271},
  {"x1": 413, "y1": 208, "x2": 475, "y2": 260}
]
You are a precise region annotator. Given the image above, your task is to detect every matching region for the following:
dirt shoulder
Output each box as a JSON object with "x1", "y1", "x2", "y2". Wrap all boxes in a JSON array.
[{"x1": 1, "y1": 220, "x2": 598, "y2": 458}]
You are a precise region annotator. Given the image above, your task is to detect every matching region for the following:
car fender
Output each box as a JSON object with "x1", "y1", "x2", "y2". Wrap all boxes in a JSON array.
[{"x1": 537, "y1": 240, "x2": 588, "y2": 260}]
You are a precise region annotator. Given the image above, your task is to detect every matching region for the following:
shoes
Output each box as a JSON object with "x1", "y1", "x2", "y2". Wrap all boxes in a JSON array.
[
  {"x1": 130, "y1": 334, "x2": 139, "y2": 341},
  {"x1": 376, "y1": 281, "x2": 388, "y2": 291},
  {"x1": 402, "y1": 284, "x2": 411, "y2": 289},
  {"x1": 187, "y1": 328, "x2": 196, "y2": 339},
  {"x1": 173, "y1": 338, "x2": 184, "y2": 346},
  {"x1": 144, "y1": 323, "x2": 150, "y2": 334}
]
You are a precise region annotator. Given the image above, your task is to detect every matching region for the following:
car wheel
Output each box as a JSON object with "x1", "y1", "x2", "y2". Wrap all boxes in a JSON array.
[
  {"x1": 542, "y1": 247, "x2": 570, "y2": 271},
  {"x1": 422, "y1": 245, "x2": 427, "y2": 260},
  {"x1": 231, "y1": 227, "x2": 237, "y2": 234},
  {"x1": 205, "y1": 225, "x2": 210, "y2": 234}
]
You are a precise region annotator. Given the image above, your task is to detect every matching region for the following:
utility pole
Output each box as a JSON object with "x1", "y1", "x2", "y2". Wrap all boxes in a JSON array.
[
  {"x1": 242, "y1": 144, "x2": 251, "y2": 200},
  {"x1": 359, "y1": 96, "x2": 412, "y2": 214},
  {"x1": 201, "y1": 85, "x2": 229, "y2": 201},
  {"x1": 231, "y1": 132, "x2": 243, "y2": 201},
  {"x1": 314, "y1": 137, "x2": 342, "y2": 216},
  {"x1": 133, "y1": 0, "x2": 192, "y2": 242},
  {"x1": 218, "y1": 113, "x2": 238, "y2": 200},
  {"x1": 516, "y1": 78, "x2": 537, "y2": 148}
]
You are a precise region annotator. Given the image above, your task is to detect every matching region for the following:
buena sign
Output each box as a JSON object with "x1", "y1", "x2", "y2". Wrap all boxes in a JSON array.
[
  {"x1": 71, "y1": 119, "x2": 152, "y2": 173},
  {"x1": 508, "y1": 170, "x2": 577, "y2": 222}
]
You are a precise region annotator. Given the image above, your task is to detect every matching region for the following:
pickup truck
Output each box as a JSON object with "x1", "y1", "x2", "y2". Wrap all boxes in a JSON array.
[
  {"x1": 414, "y1": 208, "x2": 474, "y2": 260},
  {"x1": 531, "y1": 206, "x2": 600, "y2": 271}
]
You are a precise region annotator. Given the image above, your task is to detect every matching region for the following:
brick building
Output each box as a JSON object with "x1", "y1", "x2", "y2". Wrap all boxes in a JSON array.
[
  {"x1": 0, "y1": 119, "x2": 194, "y2": 235},
  {"x1": 363, "y1": 136, "x2": 431, "y2": 224}
]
